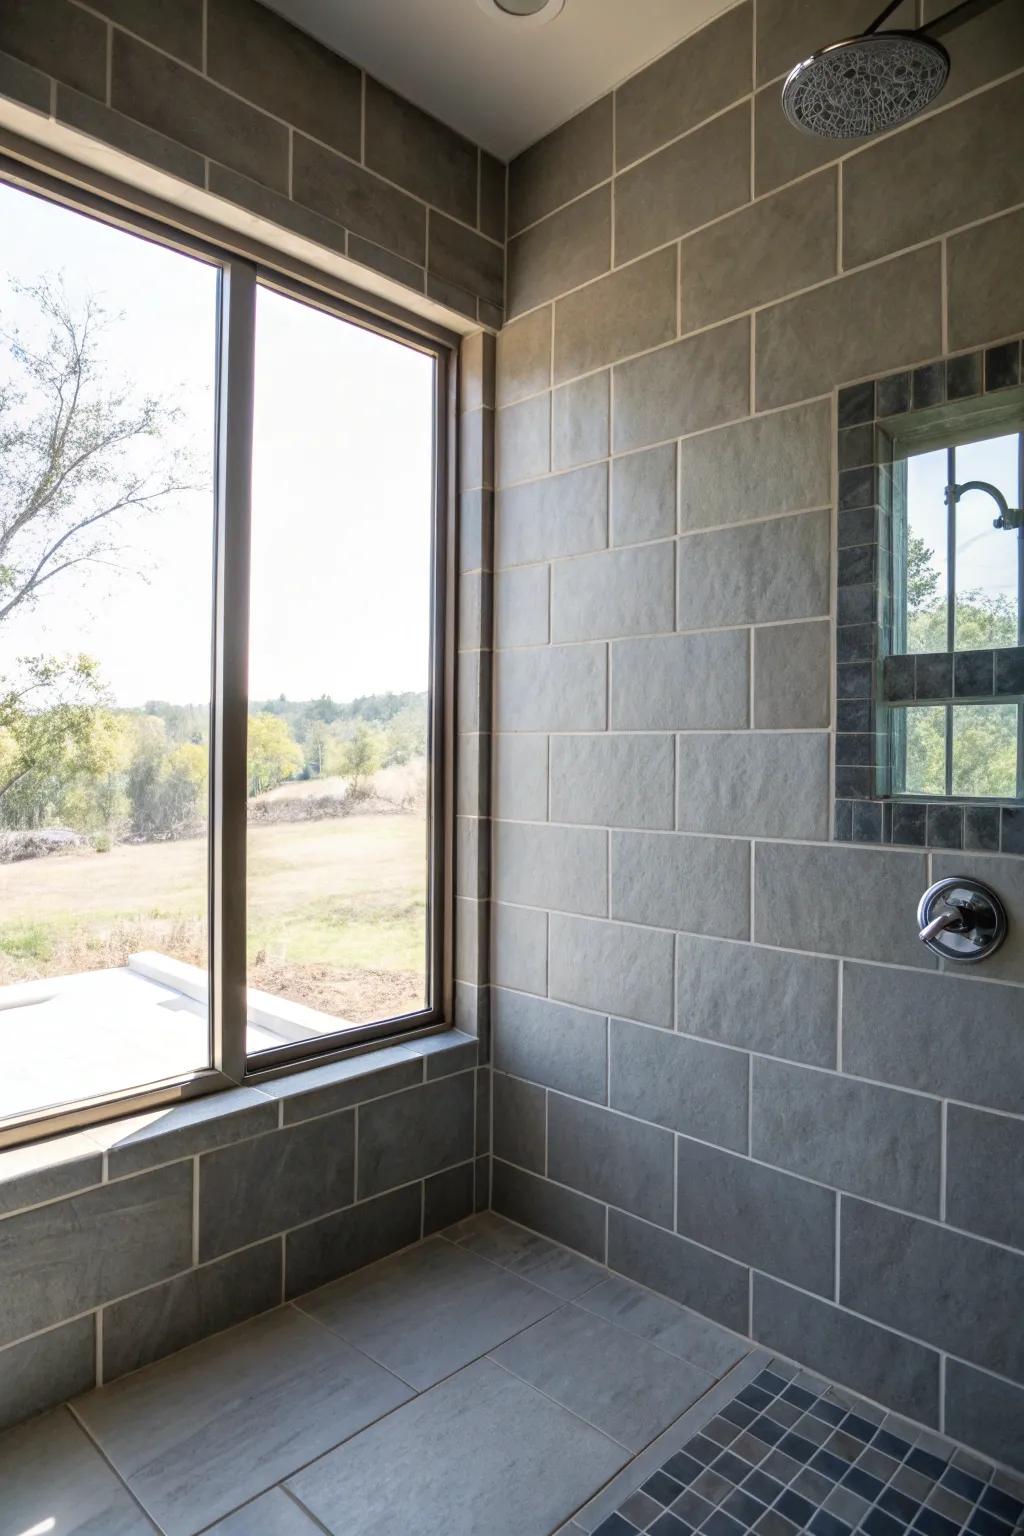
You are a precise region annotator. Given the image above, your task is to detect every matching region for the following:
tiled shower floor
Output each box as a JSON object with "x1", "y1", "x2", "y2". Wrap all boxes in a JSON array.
[{"x1": 1, "y1": 1214, "x2": 1020, "y2": 1536}]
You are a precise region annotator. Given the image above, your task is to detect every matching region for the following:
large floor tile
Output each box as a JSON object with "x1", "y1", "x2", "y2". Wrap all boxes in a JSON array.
[
  {"x1": 287, "y1": 1356, "x2": 630, "y2": 1536},
  {"x1": 446, "y1": 1211, "x2": 606, "y2": 1299},
  {"x1": 577, "y1": 1273, "x2": 750, "y2": 1377},
  {"x1": 73, "y1": 1306, "x2": 411, "y2": 1536},
  {"x1": 0, "y1": 1407, "x2": 157, "y2": 1535},
  {"x1": 490, "y1": 1303, "x2": 713, "y2": 1451},
  {"x1": 293, "y1": 1233, "x2": 557, "y2": 1389},
  {"x1": 206, "y1": 1487, "x2": 323, "y2": 1534}
]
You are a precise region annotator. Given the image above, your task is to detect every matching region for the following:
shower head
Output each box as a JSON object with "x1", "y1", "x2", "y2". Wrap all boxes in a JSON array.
[{"x1": 780, "y1": 0, "x2": 1008, "y2": 141}]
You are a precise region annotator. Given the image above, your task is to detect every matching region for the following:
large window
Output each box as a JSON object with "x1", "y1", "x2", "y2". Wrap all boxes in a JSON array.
[{"x1": 0, "y1": 164, "x2": 449, "y2": 1141}]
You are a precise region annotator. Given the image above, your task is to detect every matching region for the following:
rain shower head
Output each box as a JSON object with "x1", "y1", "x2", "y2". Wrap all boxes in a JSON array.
[{"x1": 780, "y1": 0, "x2": 1009, "y2": 141}]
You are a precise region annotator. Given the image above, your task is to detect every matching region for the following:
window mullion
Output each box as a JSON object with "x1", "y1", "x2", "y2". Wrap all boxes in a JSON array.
[{"x1": 210, "y1": 258, "x2": 256, "y2": 1084}]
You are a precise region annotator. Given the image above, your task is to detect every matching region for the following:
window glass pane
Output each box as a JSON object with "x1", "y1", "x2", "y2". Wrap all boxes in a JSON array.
[
  {"x1": 904, "y1": 447, "x2": 949, "y2": 653},
  {"x1": 901, "y1": 706, "x2": 947, "y2": 796},
  {"x1": 0, "y1": 182, "x2": 217, "y2": 1120},
  {"x1": 953, "y1": 433, "x2": 1020, "y2": 650},
  {"x1": 246, "y1": 286, "x2": 435, "y2": 1055},
  {"x1": 952, "y1": 703, "x2": 1019, "y2": 798}
]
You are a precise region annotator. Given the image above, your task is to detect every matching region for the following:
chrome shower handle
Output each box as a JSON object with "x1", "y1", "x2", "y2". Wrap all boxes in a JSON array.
[
  {"x1": 918, "y1": 907, "x2": 964, "y2": 943},
  {"x1": 916, "y1": 876, "x2": 1008, "y2": 963}
]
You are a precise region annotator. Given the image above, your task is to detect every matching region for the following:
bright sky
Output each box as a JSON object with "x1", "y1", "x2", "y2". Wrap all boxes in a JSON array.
[
  {"x1": 906, "y1": 433, "x2": 1021, "y2": 614},
  {"x1": 0, "y1": 180, "x2": 434, "y2": 710}
]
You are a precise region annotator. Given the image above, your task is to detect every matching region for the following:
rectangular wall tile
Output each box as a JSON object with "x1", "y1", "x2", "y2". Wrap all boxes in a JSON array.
[
  {"x1": 948, "y1": 206, "x2": 1024, "y2": 352},
  {"x1": 756, "y1": 246, "x2": 942, "y2": 411},
  {"x1": 493, "y1": 820, "x2": 608, "y2": 916},
  {"x1": 613, "y1": 317, "x2": 750, "y2": 454},
  {"x1": 676, "y1": 936, "x2": 838, "y2": 1068},
  {"x1": 932, "y1": 853, "x2": 1024, "y2": 986},
  {"x1": 607, "y1": 1208, "x2": 749, "y2": 1333},
  {"x1": 751, "y1": 1057, "x2": 941, "y2": 1217},
  {"x1": 610, "y1": 1017, "x2": 748, "y2": 1152},
  {"x1": 496, "y1": 306, "x2": 552, "y2": 407},
  {"x1": 0, "y1": 1317, "x2": 94, "y2": 1433},
  {"x1": 492, "y1": 901, "x2": 548, "y2": 995},
  {"x1": 494, "y1": 564, "x2": 549, "y2": 649},
  {"x1": 611, "y1": 442, "x2": 677, "y2": 547},
  {"x1": 611, "y1": 631, "x2": 750, "y2": 731},
  {"x1": 552, "y1": 371, "x2": 609, "y2": 470},
  {"x1": 492, "y1": 988, "x2": 608, "y2": 1105},
  {"x1": 293, "y1": 132, "x2": 426, "y2": 264},
  {"x1": 364, "y1": 75, "x2": 476, "y2": 223},
  {"x1": 429, "y1": 210, "x2": 504, "y2": 308},
  {"x1": 509, "y1": 95, "x2": 613, "y2": 234},
  {"x1": 550, "y1": 734, "x2": 675, "y2": 830},
  {"x1": 554, "y1": 246, "x2": 677, "y2": 382},
  {"x1": 285, "y1": 1183, "x2": 422, "y2": 1300},
  {"x1": 96, "y1": 1088, "x2": 278, "y2": 1177},
  {"x1": 946, "y1": 1105, "x2": 1024, "y2": 1250},
  {"x1": 754, "y1": 619, "x2": 831, "y2": 729},
  {"x1": 495, "y1": 463, "x2": 608, "y2": 567},
  {"x1": 1, "y1": 0, "x2": 107, "y2": 99},
  {"x1": 548, "y1": 1092, "x2": 675, "y2": 1227},
  {"x1": 752, "y1": 1273, "x2": 941, "y2": 1428},
  {"x1": 0, "y1": 1163, "x2": 192, "y2": 1347},
  {"x1": 496, "y1": 394, "x2": 550, "y2": 487},
  {"x1": 551, "y1": 543, "x2": 674, "y2": 643},
  {"x1": 357, "y1": 1073, "x2": 475, "y2": 1200},
  {"x1": 0, "y1": 1131, "x2": 102, "y2": 1219},
  {"x1": 61, "y1": 86, "x2": 208, "y2": 186},
  {"x1": 423, "y1": 1162, "x2": 474, "y2": 1234},
  {"x1": 611, "y1": 830, "x2": 751, "y2": 941},
  {"x1": 508, "y1": 186, "x2": 611, "y2": 316},
  {"x1": 549, "y1": 913, "x2": 675, "y2": 1028},
  {"x1": 493, "y1": 1072, "x2": 546, "y2": 1174},
  {"x1": 676, "y1": 1138, "x2": 835, "y2": 1296},
  {"x1": 676, "y1": 732, "x2": 830, "y2": 840},
  {"x1": 756, "y1": 0, "x2": 911, "y2": 85},
  {"x1": 677, "y1": 510, "x2": 830, "y2": 629},
  {"x1": 492, "y1": 1159, "x2": 607, "y2": 1262},
  {"x1": 944, "y1": 1360, "x2": 1024, "y2": 1474},
  {"x1": 678, "y1": 400, "x2": 832, "y2": 533},
  {"x1": 840, "y1": 1198, "x2": 1024, "y2": 1382},
  {"x1": 494, "y1": 643, "x2": 606, "y2": 732},
  {"x1": 492, "y1": 734, "x2": 548, "y2": 822},
  {"x1": 754, "y1": 80, "x2": 850, "y2": 199}
]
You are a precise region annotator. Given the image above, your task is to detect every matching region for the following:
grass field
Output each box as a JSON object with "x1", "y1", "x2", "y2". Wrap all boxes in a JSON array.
[{"x1": 0, "y1": 811, "x2": 429, "y2": 1022}]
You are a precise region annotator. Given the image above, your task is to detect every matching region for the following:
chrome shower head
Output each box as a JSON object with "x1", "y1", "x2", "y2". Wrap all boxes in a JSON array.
[{"x1": 781, "y1": 31, "x2": 950, "y2": 139}]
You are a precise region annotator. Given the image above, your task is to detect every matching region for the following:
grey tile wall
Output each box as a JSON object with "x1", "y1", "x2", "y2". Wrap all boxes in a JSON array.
[
  {"x1": 0, "y1": 0, "x2": 506, "y2": 324},
  {"x1": 491, "y1": 0, "x2": 1024, "y2": 1476}
]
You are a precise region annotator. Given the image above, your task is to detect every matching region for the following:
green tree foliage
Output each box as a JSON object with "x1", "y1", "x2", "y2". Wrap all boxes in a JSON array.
[
  {"x1": 0, "y1": 654, "x2": 108, "y2": 825},
  {"x1": 330, "y1": 724, "x2": 385, "y2": 795},
  {"x1": 247, "y1": 712, "x2": 304, "y2": 797},
  {"x1": 126, "y1": 717, "x2": 208, "y2": 840}
]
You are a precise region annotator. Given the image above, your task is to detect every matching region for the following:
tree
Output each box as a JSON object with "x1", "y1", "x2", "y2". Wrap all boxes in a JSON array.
[
  {"x1": 333, "y1": 724, "x2": 384, "y2": 795},
  {"x1": 0, "y1": 654, "x2": 107, "y2": 822},
  {"x1": 303, "y1": 719, "x2": 329, "y2": 778},
  {"x1": 247, "y1": 713, "x2": 303, "y2": 797}
]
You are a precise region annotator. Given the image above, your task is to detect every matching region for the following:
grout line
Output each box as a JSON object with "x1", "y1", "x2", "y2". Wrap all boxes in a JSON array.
[
  {"x1": 201, "y1": 0, "x2": 208, "y2": 74},
  {"x1": 105, "y1": 21, "x2": 113, "y2": 105},
  {"x1": 940, "y1": 236, "x2": 949, "y2": 355},
  {"x1": 939, "y1": 1099, "x2": 949, "y2": 1223},
  {"x1": 836, "y1": 961, "x2": 844, "y2": 1072},
  {"x1": 939, "y1": 1352, "x2": 947, "y2": 1435},
  {"x1": 67, "y1": 1402, "x2": 164, "y2": 1531},
  {"x1": 95, "y1": 1307, "x2": 103, "y2": 1388},
  {"x1": 192, "y1": 1155, "x2": 200, "y2": 1267},
  {"x1": 834, "y1": 1194, "x2": 841, "y2": 1303}
]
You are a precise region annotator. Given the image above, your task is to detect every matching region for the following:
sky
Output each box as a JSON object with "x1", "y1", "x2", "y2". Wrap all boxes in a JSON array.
[{"x1": 0, "y1": 179, "x2": 435, "y2": 711}]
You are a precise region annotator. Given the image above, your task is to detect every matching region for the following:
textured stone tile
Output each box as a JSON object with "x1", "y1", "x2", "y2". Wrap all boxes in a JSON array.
[
  {"x1": 676, "y1": 936, "x2": 837, "y2": 1068},
  {"x1": 611, "y1": 830, "x2": 750, "y2": 941},
  {"x1": 548, "y1": 1092, "x2": 675, "y2": 1227},
  {"x1": 615, "y1": 102, "x2": 751, "y2": 267},
  {"x1": 111, "y1": 32, "x2": 289, "y2": 192},
  {"x1": 842, "y1": 963, "x2": 1023, "y2": 1111},
  {"x1": 462, "y1": 330, "x2": 496, "y2": 414},
  {"x1": 357, "y1": 1073, "x2": 474, "y2": 1199},
  {"x1": 552, "y1": 542, "x2": 673, "y2": 642},
  {"x1": 752, "y1": 1058, "x2": 941, "y2": 1216},
  {"x1": 610, "y1": 1017, "x2": 748, "y2": 1151},
  {"x1": 0, "y1": 1408, "x2": 156, "y2": 1536},
  {"x1": 0, "y1": 0, "x2": 107, "y2": 98},
  {"x1": 677, "y1": 1139, "x2": 835, "y2": 1295},
  {"x1": 496, "y1": 462, "x2": 607, "y2": 567},
  {"x1": 492, "y1": 732, "x2": 547, "y2": 824},
  {"x1": 429, "y1": 211, "x2": 504, "y2": 307},
  {"x1": 494, "y1": 642, "x2": 606, "y2": 731},
  {"x1": 612, "y1": 442, "x2": 677, "y2": 547},
  {"x1": 494, "y1": 563, "x2": 549, "y2": 648},
  {"x1": 676, "y1": 731, "x2": 829, "y2": 840},
  {"x1": 948, "y1": 206, "x2": 1024, "y2": 352},
  {"x1": 932, "y1": 853, "x2": 1024, "y2": 985},
  {"x1": 208, "y1": 0, "x2": 361, "y2": 157},
  {"x1": 0, "y1": 1162, "x2": 192, "y2": 1347},
  {"x1": 0, "y1": 1128, "x2": 102, "y2": 1217},
  {"x1": 286, "y1": 1183, "x2": 422, "y2": 1299},
  {"x1": 348, "y1": 232, "x2": 425, "y2": 290},
  {"x1": 841, "y1": 1199, "x2": 1024, "y2": 1382},
  {"x1": 491, "y1": 902, "x2": 548, "y2": 995},
  {"x1": 0, "y1": 48, "x2": 50, "y2": 113},
  {"x1": 78, "y1": 1307, "x2": 411, "y2": 1534},
  {"x1": 944, "y1": 1360, "x2": 1024, "y2": 1474},
  {"x1": 209, "y1": 162, "x2": 354, "y2": 257},
  {"x1": 608, "y1": 1207, "x2": 749, "y2": 1332},
  {"x1": 293, "y1": 131, "x2": 426, "y2": 263},
  {"x1": 492, "y1": 1302, "x2": 712, "y2": 1450},
  {"x1": 493, "y1": 820, "x2": 608, "y2": 915},
  {"x1": 678, "y1": 400, "x2": 831, "y2": 533},
  {"x1": 492, "y1": 1159, "x2": 607, "y2": 1262},
  {"x1": 753, "y1": 1274, "x2": 940, "y2": 1427},
  {"x1": 678, "y1": 509, "x2": 830, "y2": 629},
  {"x1": 754, "y1": 619, "x2": 831, "y2": 729},
  {"x1": 756, "y1": 246, "x2": 942, "y2": 411},
  {"x1": 613, "y1": 318, "x2": 750, "y2": 454},
  {"x1": 458, "y1": 729, "x2": 488, "y2": 824},
  {"x1": 479, "y1": 151, "x2": 506, "y2": 241},
  {"x1": 578, "y1": 1272, "x2": 748, "y2": 1376},
  {"x1": 843, "y1": 77, "x2": 1024, "y2": 269},
  {"x1": 553, "y1": 369, "x2": 610, "y2": 469},
  {"x1": 103, "y1": 1240, "x2": 281, "y2": 1382},
  {"x1": 496, "y1": 393, "x2": 550, "y2": 487},
  {"x1": 946, "y1": 1104, "x2": 1024, "y2": 1250},
  {"x1": 757, "y1": 0, "x2": 915, "y2": 84},
  {"x1": 460, "y1": 407, "x2": 494, "y2": 492},
  {"x1": 288, "y1": 1356, "x2": 628, "y2": 1536},
  {"x1": 59, "y1": 86, "x2": 207, "y2": 185},
  {"x1": 364, "y1": 75, "x2": 477, "y2": 223},
  {"x1": 93, "y1": 1088, "x2": 278, "y2": 1175},
  {"x1": 554, "y1": 246, "x2": 678, "y2": 382},
  {"x1": 497, "y1": 305, "x2": 552, "y2": 407},
  {"x1": 549, "y1": 914, "x2": 675, "y2": 1027},
  {"x1": 208, "y1": 1488, "x2": 322, "y2": 1535},
  {"x1": 493, "y1": 988, "x2": 608, "y2": 1104},
  {"x1": 923, "y1": 0, "x2": 1024, "y2": 101},
  {"x1": 753, "y1": 82, "x2": 852, "y2": 197},
  {"x1": 682, "y1": 167, "x2": 836, "y2": 330},
  {"x1": 423, "y1": 1159, "x2": 474, "y2": 1236},
  {"x1": 508, "y1": 186, "x2": 611, "y2": 316},
  {"x1": 615, "y1": 2, "x2": 753, "y2": 167},
  {"x1": 88, "y1": 0, "x2": 204, "y2": 64},
  {"x1": 492, "y1": 1071, "x2": 546, "y2": 1174},
  {"x1": 754, "y1": 843, "x2": 933, "y2": 968},
  {"x1": 611, "y1": 630, "x2": 750, "y2": 730},
  {"x1": 510, "y1": 95, "x2": 613, "y2": 234},
  {"x1": 550, "y1": 733, "x2": 675, "y2": 829},
  {"x1": 448, "y1": 1210, "x2": 605, "y2": 1298},
  {"x1": 0, "y1": 1317, "x2": 94, "y2": 1432}
]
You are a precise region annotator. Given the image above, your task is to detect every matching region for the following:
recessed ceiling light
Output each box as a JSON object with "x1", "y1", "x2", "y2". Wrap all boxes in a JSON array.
[{"x1": 476, "y1": 0, "x2": 566, "y2": 25}]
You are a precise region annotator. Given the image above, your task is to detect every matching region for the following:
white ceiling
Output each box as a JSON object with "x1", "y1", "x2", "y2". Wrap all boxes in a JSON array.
[{"x1": 262, "y1": 0, "x2": 742, "y2": 160}]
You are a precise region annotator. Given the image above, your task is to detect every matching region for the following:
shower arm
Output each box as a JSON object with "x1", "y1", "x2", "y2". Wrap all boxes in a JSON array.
[
  {"x1": 943, "y1": 478, "x2": 1024, "y2": 533},
  {"x1": 865, "y1": 0, "x2": 1008, "y2": 38}
]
